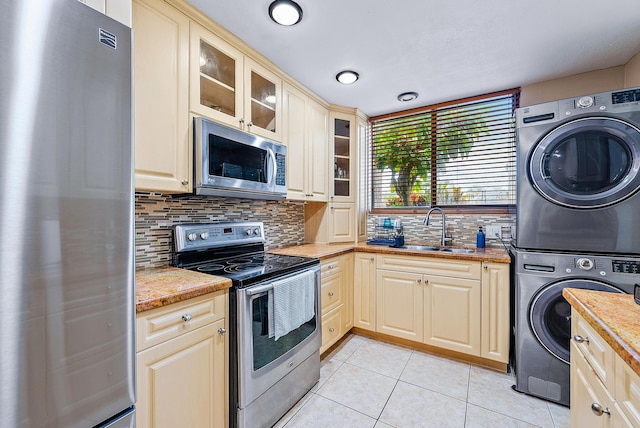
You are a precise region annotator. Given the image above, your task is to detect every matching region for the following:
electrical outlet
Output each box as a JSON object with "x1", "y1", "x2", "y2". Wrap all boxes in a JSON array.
[{"x1": 486, "y1": 225, "x2": 502, "y2": 239}]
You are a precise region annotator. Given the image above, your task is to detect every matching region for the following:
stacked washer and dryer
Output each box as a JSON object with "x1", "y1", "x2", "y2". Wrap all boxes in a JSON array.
[{"x1": 512, "y1": 87, "x2": 640, "y2": 406}]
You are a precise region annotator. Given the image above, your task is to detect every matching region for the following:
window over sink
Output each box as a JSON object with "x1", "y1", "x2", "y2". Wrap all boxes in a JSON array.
[{"x1": 369, "y1": 89, "x2": 520, "y2": 213}]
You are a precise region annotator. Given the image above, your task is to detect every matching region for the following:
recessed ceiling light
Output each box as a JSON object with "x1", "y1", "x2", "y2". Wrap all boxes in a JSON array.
[
  {"x1": 336, "y1": 70, "x2": 359, "y2": 85},
  {"x1": 268, "y1": 0, "x2": 303, "y2": 26},
  {"x1": 397, "y1": 92, "x2": 419, "y2": 102}
]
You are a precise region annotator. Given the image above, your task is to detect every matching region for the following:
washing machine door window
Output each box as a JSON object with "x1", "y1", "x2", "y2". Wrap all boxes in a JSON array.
[
  {"x1": 529, "y1": 117, "x2": 640, "y2": 208},
  {"x1": 529, "y1": 279, "x2": 623, "y2": 364}
]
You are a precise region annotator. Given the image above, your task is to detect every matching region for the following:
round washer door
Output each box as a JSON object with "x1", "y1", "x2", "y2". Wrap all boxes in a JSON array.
[
  {"x1": 529, "y1": 117, "x2": 640, "y2": 208},
  {"x1": 529, "y1": 279, "x2": 623, "y2": 364}
]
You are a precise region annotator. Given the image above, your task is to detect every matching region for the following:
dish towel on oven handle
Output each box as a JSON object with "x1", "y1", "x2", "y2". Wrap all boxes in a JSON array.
[{"x1": 268, "y1": 270, "x2": 315, "y2": 341}]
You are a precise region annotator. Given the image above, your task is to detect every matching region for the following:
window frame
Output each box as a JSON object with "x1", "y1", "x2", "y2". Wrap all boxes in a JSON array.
[{"x1": 369, "y1": 88, "x2": 520, "y2": 214}]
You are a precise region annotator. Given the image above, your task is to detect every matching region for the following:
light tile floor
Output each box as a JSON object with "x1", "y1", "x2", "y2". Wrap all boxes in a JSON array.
[{"x1": 274, "y1": 334, "x2": 571, "y2": 428}]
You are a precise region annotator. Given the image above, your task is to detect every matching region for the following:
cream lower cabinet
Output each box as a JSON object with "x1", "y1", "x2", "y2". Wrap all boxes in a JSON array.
[
  {"x1": 136, "y1": 291, "x2": 228, "y2": 428},
  {"x1": 353, "y1": 252, "x2": 376, "y2": 331},
  {"x1": 320, "y1": 254, "x2": 353, "y2": 353},
  {"x1": 570, "y1": 310, "x2": 636, "y2": 427},
  {"x1": 480, "y1": 262, "x2": 510, "y2": 363},
  {"x1": 369, "y1": 254, "x2": 510, "y2": 363}
]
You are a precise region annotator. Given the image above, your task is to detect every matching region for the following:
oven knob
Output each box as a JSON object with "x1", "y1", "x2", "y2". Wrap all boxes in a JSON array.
[
  {"x1": 187, "y1": 233, "x2": 197, "y2": 241},
  {"x1": 200, "y1": 232, "x2": 209, "y2": 240},
  {"x1": 253, "y1": 228, "x2": 261, "y2": 236},
  {"x1": 245, "y1": 229, "x2": 252, "y2": 236},
  {"x1": 577, "y1": 96, "x2": 594, "y2": 108},
  {"x1": 577, "y1": 258, "x2": 594, "y2": 270}
]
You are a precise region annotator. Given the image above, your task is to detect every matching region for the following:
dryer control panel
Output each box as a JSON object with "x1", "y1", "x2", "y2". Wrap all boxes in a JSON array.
[{"x1": 612, "y1": 260, "x2": 640, "y2": 274}]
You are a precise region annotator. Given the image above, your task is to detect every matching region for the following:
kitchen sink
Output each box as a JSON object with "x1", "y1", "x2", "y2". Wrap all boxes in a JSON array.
[
  {"x1": 399, "y1": 245, "x2": 441, "y2": 251},
  {"x1": 389, "y1": 245, "x2": 475, "y2": 253}
]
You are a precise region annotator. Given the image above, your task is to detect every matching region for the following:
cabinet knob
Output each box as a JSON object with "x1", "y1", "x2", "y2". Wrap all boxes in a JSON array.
[
  {"x1": 247, "y1": 122, "x2": 253, "y2": 129},
  {"x1": 573, "y1": 335, "x2": 590, "y2": 344},
  {"x1": 370, "y1": 257, "x2": 375, "y2": 261},
  {"x1": 417, "y1": 279, "x2": 422, "y2": 284},
  {"x1": 591, "y1": 402, "x2": 611, "y2": 416},
  {"x1": 483, "y1": 264, "x2": 488, "y2": 270},
  {"x1": 329, "y1": 327, "x2": 335, "y2": 333},
  {"x1": 239, "y1": 118, "x2": 245, "y2": 126},
  {"x1": 181, "y1": 179, "x2": 189, "y2": 185},
  {"x1": 328, "y1": 291, "x2": 334, "y2": 297},
  {"x1": 218, "y1": 327, "x2": 226, "y2": 336},
  {"x1": 182, "y1": 314, "x2": 192, "y2": 322}
]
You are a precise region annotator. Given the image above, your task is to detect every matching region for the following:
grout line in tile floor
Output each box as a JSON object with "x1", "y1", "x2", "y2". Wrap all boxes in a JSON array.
[{"x1": 274, "y1": 333, "x2": 571, "y2": 428}]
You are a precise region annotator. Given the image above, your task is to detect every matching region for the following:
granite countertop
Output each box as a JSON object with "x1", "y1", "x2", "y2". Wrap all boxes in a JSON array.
[
  {"x1": 136, "y1": 266, "x2": 232, "y2": 313},
  {"x1": 563, "y1": 288, "x2": 640, "y2": 376},
  {"x1": 269, "y1": 242, "x2": 511, "y2": 263}
]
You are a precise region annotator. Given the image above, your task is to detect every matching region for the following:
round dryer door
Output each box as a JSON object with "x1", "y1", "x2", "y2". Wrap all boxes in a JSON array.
[
  {"x1": 529, "y1": 117, "x2": 640, "y2": 208},
  {"x1": 529, "y1": 279, "x2": 623, "y2": 364}
]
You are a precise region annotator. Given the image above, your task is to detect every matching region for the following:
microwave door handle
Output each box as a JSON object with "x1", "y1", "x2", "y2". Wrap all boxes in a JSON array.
[{"x1": 267, "y1": 148, "x2": 277, "y2": 187}]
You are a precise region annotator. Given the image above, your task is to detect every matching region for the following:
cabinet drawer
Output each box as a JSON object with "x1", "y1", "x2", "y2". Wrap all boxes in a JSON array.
[
  {"x1": 321, "y1": 273, "x2": 343, "y2": 314},
  {"x1": 615, "y1": 353, "x2": 640, "y2": 426},
  {"x1": 571, "y1": 311, "x2": 615, "y2": 390},
  {"x1": 377, "y1": 254, "x2": 481, "y2": 280},
  {"x1": 320, "y1": 306, "x2": 343, "y2": 353},
  {"x1": 137, "y1": 291, "x2": 227, "y2": 352},
  {"x1": 321, "y1": 256, "x2": 345, "y2": 279}
]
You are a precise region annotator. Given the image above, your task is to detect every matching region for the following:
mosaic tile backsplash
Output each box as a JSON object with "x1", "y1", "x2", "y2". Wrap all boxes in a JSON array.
[
  {"x1": 367, "y1": 213, "x2": 516, "y2": 249},
  {"x1": 135, "y1": 193, "x2": 306, "y2": 269}
]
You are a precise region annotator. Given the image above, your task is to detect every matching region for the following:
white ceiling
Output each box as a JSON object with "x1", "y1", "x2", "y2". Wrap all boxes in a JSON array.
[{"x1": 188, "y1": 0, "x2": 640, "y2": 117}]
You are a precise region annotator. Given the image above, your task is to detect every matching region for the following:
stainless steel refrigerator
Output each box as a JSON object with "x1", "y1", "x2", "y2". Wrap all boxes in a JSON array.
[{"x1": 0, "y1": 1, "x2": 135, "y2": 427}]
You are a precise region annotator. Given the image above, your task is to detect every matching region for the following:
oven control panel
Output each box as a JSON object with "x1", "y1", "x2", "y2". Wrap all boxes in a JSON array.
[{"x1": 174, "y1": 222, "x2": 265, "y2": 252}]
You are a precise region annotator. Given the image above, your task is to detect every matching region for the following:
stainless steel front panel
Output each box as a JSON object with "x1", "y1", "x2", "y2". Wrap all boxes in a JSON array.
[
  {"x1": 0, "y1": 1, "x2": 134, "y2": 427},
  {"x1": 515, "y1": 89, "x2": 640, "y2": 254},
  {"x1": 236, "y1": 266, "x2": 321, "y2": 427}
]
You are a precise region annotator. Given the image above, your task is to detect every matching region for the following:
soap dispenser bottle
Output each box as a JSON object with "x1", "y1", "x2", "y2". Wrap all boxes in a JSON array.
[{"x1": 476, "y1": 226, "x2": 486, "y2": 248}]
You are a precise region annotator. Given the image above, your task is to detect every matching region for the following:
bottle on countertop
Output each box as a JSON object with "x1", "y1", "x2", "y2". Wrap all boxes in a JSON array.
[{"x1": 476, "y1": 226, "x2": 486, "y2": 248}]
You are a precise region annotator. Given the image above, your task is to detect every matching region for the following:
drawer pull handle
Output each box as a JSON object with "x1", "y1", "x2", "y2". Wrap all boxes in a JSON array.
[
  {"x1": 218, "y1": 327, "x2": 226, "y2": 335},
  {"x1": 328, "y1": 291, "x2": 334, "y2": 297},
  {"x1": 329, "y1": 327, "x2": 335, "y2": 333},
  {"x1": 591, "y1": 402, "x2": 611, "y2": 416},
  {"x1": 574, "y1": 335, "x2": 590, "y2": 344},
  {"x1": 182, "y1": 314, "x2": 193, "y2": 322}
]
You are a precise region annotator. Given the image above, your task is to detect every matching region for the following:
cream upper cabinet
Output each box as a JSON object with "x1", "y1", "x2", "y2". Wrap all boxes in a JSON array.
[
  {"x1": 78, "y1": 0, "x2": 132, "y2": 26},
  {"x1": 356, "y1": 116, "x2": 369, "y2": 242},
  {"x1": 136, "y1": 292, "x2": 228, "y2": 428},
  {"x1": 329, "y1": 111, "x2": 356, "y2": 203},
  {"x1": 327, "y1": 203, "x2": 356, "y2": 242},
  {"x1": 353, "y1": 253, "x2": 376, "y2": 331},
  {"x1": 283, "y1": 83, "x2": 328, "y2": 201},
  {"x1": 133, "y1": 0, "x2": 191, "y2": 193},
  {"x1": 480, "y1": 262, "x2": 510, "y2": 363},
  {"x1": 190, "y1": 23, "x2": 282, "y2": 141}
]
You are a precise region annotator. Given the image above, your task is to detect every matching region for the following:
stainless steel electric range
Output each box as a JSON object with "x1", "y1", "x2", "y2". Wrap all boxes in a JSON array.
[{"x1": 173, "y1": 222, "x2": 321, "y2": 428}]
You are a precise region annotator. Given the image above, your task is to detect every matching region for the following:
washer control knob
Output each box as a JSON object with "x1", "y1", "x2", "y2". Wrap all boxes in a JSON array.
[
  {"x1": 577, "y1": 96, "x2": 594, "y2": 108},
  {"x1": 187, "y1": 233, "x2": 197, "y2": 241},
  {"x1": 577, "y1": 258, "x2": 594, "y2": 270},
  {"x1": 200, "y1": 232, "x2": 209, "y2": 240}
]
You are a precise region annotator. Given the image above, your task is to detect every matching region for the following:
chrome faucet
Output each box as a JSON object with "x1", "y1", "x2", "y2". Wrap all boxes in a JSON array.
[{"x1": 424, "y1": 207, "x2": 452, "y2": 246}]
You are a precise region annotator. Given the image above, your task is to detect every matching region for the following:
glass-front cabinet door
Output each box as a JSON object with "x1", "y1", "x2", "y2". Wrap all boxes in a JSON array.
[
  {"x1": 190, "y1": 23, "x2": 282, "y2": 141},
  {"x1": 244, "y1": 59, "x2": 282, "y2": 141},
  {"x1": 330, "y1": 112, "x2": 355, "y2": 202},
  {"x1": 190, "y1": 23, "x2": 243, "y2": 129}
]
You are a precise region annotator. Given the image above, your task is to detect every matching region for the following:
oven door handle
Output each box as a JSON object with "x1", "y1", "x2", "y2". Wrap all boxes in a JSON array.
[{"x1": 245, "y1": 283, "x2": 274, "y2": 296}]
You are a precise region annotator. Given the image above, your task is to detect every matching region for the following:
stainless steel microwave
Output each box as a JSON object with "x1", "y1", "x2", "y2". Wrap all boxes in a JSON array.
[{"x1": 194, "y1": 118, "x2": 287, "y2": 200}]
